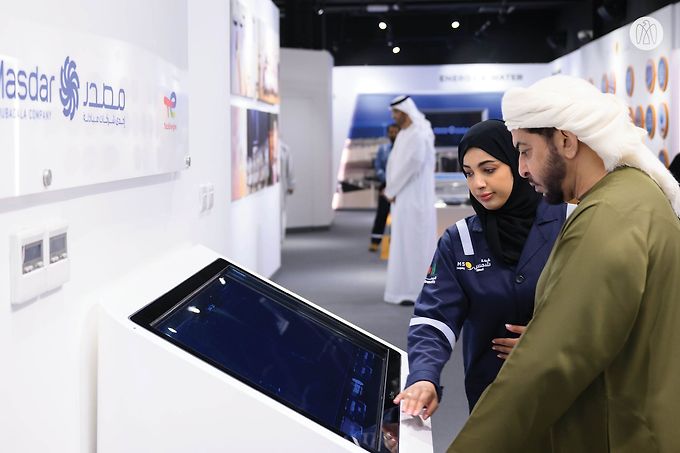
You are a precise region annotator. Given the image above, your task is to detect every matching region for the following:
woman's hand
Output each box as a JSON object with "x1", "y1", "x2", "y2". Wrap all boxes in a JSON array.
[
  {"x1": 381, "y1": 423, "x2": 399, "y2": 453},
  {"x1": 393, "y1": 380, "x2": 438, "y2": 420},
  {"x1": 491, "y1": 324, "x2": 526, "y2": 359}
]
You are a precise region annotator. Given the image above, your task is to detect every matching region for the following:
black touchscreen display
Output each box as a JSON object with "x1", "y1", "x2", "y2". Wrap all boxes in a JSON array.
[{"x1": 131, "y1": 260, "x2": 401, "y2": 452}]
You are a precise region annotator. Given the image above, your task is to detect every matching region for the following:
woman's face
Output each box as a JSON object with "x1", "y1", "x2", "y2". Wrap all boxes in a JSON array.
[{"x1": 462, "y1": 147, "x2": 514, "y2": 210}]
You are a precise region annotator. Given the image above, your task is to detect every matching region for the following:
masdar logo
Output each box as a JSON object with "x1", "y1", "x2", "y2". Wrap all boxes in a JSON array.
[
  {"x1": 59, "y1": 56, "x2": 80, "y2": 121},
  {"x1": 163, "y1": 91, "x2": 177, "y2": 131}
]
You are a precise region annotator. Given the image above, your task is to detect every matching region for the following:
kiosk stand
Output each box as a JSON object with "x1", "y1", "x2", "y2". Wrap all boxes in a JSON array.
[{"x1": 97, "y1": 245, "x2": 433, "y2": 452}]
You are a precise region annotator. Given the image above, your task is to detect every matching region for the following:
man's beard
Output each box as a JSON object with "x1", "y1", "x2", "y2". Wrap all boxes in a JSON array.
[{"x1": 543, "y1": 141, "x2": 567, "y2": 204}]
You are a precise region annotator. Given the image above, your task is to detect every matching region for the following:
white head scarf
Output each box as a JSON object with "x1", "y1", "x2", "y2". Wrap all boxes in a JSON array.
[
  {"x1": 502, "y1": 75, "x2": 680, "y2": 216},
  {"x1": 390, "y1": 95, "x2": 435, "y2": 142}
]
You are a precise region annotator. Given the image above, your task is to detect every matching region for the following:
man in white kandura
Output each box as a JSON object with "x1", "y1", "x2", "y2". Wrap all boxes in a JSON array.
[
  {"x1": 383, "y1": 96, "x2": 437, "y2": 305},
  {"x1": 279, "y1": 139, "x2": 296, "y2": 241}
]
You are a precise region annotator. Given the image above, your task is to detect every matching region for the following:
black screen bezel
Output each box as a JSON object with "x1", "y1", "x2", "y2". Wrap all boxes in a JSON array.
[{"x1": 129, "y1": 258, "x2": 401, "y2": 452}]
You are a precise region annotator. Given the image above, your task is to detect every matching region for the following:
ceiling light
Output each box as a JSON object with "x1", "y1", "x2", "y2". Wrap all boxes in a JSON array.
[
  {"x1": 392, "y1": 46, "x2": 400, "y2": 54},
  {"x1": 367, "y1": 4, "x2": 389, "y2": 13},
  {"x1": 317, "y1": 8, "x2": 324, "y2": 15},
  {"x1": 451, "y1": 21, "x2": 460, "y2": 29},
  {"x1": 378, "y1": 21, "x2": 387, "y2": 30}
]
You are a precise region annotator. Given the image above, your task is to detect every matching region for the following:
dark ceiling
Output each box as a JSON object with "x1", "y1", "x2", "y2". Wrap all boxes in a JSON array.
[{"x1": 272, "y1": 0, "x2": 675, "y2": 65}]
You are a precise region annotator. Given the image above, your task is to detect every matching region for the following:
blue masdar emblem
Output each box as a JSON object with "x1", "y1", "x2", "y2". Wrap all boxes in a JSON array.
[{"x1": 59, "y1": 56, "x2": 80, "y2": 120}]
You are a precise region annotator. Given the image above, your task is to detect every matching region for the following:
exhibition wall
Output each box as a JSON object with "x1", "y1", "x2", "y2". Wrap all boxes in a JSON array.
[
  {"x1": 551, "y1": 4, "x2": 677, "y2": 165},
  {"x1": 335, "y1": 92, "x2": 501, "y2": 209},
  {"x1": 332, "y1": 64, "x2": 551, "y2": 208},
  {"x1": 332, "y1": 64, "x2": 550, "y2": 188},
  {"x1": 280, "y1": 48, "x2": 334, "y2": 228},
  {"x1": 0, "y1": 1, "x2": 279, "y2": 452},
  {"x1": 332, "y1": 3, "x2": 680, "y2": 207},
  {"x1": 229, "y1": 0, "x2": 282, "y2": 275}
]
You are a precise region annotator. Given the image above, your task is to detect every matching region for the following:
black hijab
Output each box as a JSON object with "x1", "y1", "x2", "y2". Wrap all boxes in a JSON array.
[
  {"x1": 458, "y1": 120, "x2": 542, "y2": 265},
  {"x1": 669, "y1": 154, "x2": 680, "y2": 184}
]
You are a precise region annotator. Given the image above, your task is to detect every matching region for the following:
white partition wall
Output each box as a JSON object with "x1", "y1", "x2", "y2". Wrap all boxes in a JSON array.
[
  {"x1": 280, "y1": 48, "x2": 334, "y2": 229},
  {"x1": 0, "y1": 1, "x2": 241, "y2": 452},
  {"x1": 227, "y1": 0, "x2": 282, "y2": 273}
]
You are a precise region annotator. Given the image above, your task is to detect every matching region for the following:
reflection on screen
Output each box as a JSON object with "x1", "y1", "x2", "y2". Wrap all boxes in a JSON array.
[{"x1": 152, "y1": 267, "x2": 387, "y2": 451}]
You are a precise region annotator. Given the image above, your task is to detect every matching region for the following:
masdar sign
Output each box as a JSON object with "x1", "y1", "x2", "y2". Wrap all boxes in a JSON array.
[{"x1": 0, "y1": 18, "x2": 187, "y2": 198}]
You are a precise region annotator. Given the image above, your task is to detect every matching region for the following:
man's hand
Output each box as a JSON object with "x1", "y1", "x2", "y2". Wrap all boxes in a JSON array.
[
  {"x1": 393, "y1": 381, "x2": 438, "y2": 420},
  {"x1": 491, "y1": 324, "x2": 527, "y2": 359}
]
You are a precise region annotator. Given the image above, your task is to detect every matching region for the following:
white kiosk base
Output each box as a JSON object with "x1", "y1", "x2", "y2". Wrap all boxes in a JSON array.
[{"x1": 97, "y1": 245, "x2": 432, "y2": 453}]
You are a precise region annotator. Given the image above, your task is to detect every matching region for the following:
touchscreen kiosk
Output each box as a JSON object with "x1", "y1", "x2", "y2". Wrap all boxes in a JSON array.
[{"x1": 97, "y1": 246, "x2": 432, "y2": 453}]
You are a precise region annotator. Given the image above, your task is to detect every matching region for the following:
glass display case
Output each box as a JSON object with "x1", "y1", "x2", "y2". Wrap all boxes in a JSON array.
[{"x1": 435, "y1": 172, "x2": 470, "y2": 206}]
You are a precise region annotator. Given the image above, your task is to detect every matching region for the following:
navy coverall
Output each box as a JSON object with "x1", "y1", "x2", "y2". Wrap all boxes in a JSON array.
[{"x1": 406, "y1": 201, "x2": 569, "y2": 410}]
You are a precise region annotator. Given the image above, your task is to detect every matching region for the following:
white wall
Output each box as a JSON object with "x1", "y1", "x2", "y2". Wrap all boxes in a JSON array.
[
  {"x1": 280, "y1": 48, "x2": 334, "y2": 228},
  {"x1": 0, "y1": 1, "x2": 280, "y2": 452},
  {"x1": 331, "y1": 63, "x2": 551, "y2": 187},
  {"x1": 229, "y1": 184, "x2": 281, "y2": 276}
]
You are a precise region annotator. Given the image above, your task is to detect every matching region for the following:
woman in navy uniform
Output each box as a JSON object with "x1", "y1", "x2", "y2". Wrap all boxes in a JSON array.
[{"x1": 394, "y1": 120, "x2": 569, "y2": 417}]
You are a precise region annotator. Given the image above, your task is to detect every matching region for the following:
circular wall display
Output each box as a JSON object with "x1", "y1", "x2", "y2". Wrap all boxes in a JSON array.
[
  {"x1": 658, "y1": 56, "x2": 669, "y2": 92},
  {"x1": 645, "y1": 105, "x2": 656, "y2": 138},
  {"x1": 659, "y1": 149, "x2": 670, "y2": 168},
  {"x1": 609, "y1": 72, "x2": 616, "y2": 94},
  {"x1": 625, "y1": 66, "x2": 634, "y2": 96},
  {"x1": 628, "y1": 106, "x2": 635, "y2": 123},
  {"x1": 659, "y1": 102, "x2": 669, "y2": 139},
  {"x1": 601, "y1": 74, "x2": 609, "y2": 93},
  {"x1": 634, "y1": 106, "x2": 645, "y2": 128},
  {"x1": 645, "y1": 59, "x2": 656, "y2": 93}
]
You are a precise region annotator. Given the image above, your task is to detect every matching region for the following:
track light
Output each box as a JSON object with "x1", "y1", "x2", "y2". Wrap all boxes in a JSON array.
[
  {"x1": 379, "y1": 21, "x2": 387, "y2": 30},
  {"x1": 392, "y1": 46, "x2": 400, "y2": 54},
  {"x1": 451, "y1": 21, "x2": 460, "y2": 29},
  {"x1": 367, "y1": 4, "x2": 389, "y2": 13}
]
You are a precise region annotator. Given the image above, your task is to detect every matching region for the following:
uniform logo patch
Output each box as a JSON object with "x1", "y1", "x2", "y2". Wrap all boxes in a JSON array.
[
  {"x1": 456, "y1": 258, "x2": 492, "y2": 272},
  {"x1": 424, "y1": 261, "x2": 438, "y2": 284}
]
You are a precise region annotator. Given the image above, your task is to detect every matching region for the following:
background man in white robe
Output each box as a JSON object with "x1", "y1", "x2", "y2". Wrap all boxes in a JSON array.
[
  {"x1": 279, "y1": 139, "x2": 295, "y2": 241},
  {"x1": 383, "y1": 96, "x2": 437, "y2": 305}
]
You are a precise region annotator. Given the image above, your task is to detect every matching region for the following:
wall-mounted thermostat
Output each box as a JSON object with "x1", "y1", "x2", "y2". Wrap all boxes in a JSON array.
[
  {"x1": 10, "y1": 228, "x2": 47, "y2": 305},
  {"x1": 10, "y1": 222, "x2": 71, "y2": 305},
  {"x1": 47, "y1": 223, "x2": 70, "y2": 290}
]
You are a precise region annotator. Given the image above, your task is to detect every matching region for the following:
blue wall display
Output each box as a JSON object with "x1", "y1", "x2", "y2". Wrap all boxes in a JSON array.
[
  {"x1": 625, "y1": 66, "x2": 634, "y2": 97},
  {"x1": 645, "y1": 104, "x2": 656, "y2": 138},
  {"x1": 348, "y1": 93, "x2": 503, "y2": 147},
  {"x1": 645, "y1": 59, "x2": 656, "y2": 93},
  {"x1": 635, "y1": 106, "x2": 645, "y2": 128},
  {"x1": 658, "y1": 103, "x2": 669, "y2": 139},
  {"x1": 658, "y1": 56, "x2": 668, "y2": 92},
  {"x1": 601, "y1": 74, "x2": 608, "y2": 93}
]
